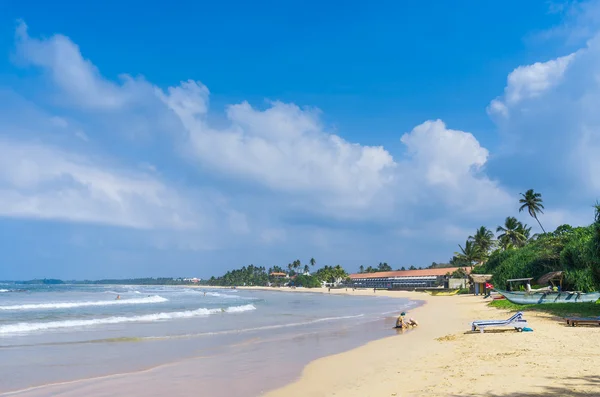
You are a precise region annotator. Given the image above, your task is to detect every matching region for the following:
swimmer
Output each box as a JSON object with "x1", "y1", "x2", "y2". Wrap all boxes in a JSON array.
[{"x1": 116, "y1": 295, "x2": 120, "y2": 300}]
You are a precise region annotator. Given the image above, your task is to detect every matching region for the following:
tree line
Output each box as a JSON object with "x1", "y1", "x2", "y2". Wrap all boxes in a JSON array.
[
  {"x1": 206, "y1": 260, "x2": 350, "y2": 288},
  {"x1": 450, "y1": 189, "x2": 600, "y2": 292}
]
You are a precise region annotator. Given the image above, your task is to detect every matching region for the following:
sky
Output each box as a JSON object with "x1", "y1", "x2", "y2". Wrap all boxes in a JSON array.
[{"x1": 1, "y1": 0, "x2": 600, "y2": 279}]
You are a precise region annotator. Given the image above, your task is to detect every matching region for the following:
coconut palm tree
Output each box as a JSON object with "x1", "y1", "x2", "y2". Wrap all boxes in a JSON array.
[
  {"x1": 454, "y1": 240, "x2": 481, "y2": 269},
  {"x1": 468, "y1": 226, "x2": 495, "y2": 262},
  {"x1": 309, "y1": 258, "x2": 316, "y2": 268},
  {"x1": 359, "y1": 265, "x2": 364, "y2": 273},
  {"x1": 519, "y1": 189, "x2": 546, "y2": 233},
  {"x1": 303, "y1": 264, "x2": 310, "y2": 274},
  {"x1": 496, "y1": 217, "x2": 527, "y2": 250}
]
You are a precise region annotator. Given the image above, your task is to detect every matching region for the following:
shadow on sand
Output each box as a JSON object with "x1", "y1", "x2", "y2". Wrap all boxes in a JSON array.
[{"x1": 450, "y1": 375, "x2": 600, "y2": 397}]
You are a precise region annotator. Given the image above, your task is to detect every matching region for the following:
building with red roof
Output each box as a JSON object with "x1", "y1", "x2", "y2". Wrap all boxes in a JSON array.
[{"x1": 349, "y1": 267, "x2": 470, "y2": 289}]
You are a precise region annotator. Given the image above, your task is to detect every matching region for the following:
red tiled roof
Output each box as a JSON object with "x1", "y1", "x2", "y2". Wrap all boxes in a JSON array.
[{"x1": 349, "y1": 267, "x2": 470, "y2": 279}]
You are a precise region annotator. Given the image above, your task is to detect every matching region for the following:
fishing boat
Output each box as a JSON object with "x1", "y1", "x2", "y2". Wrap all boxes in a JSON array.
[
  {"x1": 425, "y1": 289, "x2": 460, "y2": 296},
  {"x1": 496, "y1": 273, "x2": 600, "y2": 304},
  {"x1": 495, "y1": 289, "x2": 600, "y2": 304}
]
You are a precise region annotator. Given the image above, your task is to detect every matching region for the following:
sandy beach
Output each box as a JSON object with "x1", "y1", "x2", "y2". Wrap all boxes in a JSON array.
[{"x1": 262, "y1": 288, "x2": 600, "y2": 397}]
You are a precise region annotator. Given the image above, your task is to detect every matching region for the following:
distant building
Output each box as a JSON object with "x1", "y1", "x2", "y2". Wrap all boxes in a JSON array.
[
  {"x1": 183, "y1": 277, "x2": 201, "y2": 283},
  {"x1": 269, "y1": 272, "x2": 288, "y2": 279},
  {"x1": 349, "y1": 267, "x2": 470, "y2": 289}
]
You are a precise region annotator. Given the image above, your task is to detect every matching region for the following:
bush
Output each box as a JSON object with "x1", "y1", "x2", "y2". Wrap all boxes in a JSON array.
[{"x1": 292, "y1": 274, "x2": 321, "y2": 288}]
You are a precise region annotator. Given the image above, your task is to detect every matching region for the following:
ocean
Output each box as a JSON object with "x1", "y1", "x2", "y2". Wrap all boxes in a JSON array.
[{"x1": 0, "y1": 284, "x2": 420, "y2": 396}]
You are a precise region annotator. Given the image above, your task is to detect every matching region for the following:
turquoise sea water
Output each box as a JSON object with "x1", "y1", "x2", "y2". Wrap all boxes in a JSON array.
[{"x1": 0, "y1": 284, "x2": 420, "y2": 396}]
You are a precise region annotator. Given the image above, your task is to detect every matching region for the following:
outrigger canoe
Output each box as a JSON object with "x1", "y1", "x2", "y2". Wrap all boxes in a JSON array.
[
  {"x1": 495, "y1": 290, "x2": 600, "y2": 305},
  {"x1": 425, "y1": 289, "x2": 460, "y2": 296}
]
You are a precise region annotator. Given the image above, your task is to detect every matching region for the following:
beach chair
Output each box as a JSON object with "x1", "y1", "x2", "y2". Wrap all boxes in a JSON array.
[
  {"x1": 565, "y1": 317, "x2": 600, "y2": 327},
  {"x1": 471, "y1": 312, "x2": 529, "y2": 333}
]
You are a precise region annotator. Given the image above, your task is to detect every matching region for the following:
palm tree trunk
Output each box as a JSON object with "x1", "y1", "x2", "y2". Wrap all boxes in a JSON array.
[{"x1": 534, "y1": 215, "x2": 546, "y2": 234}]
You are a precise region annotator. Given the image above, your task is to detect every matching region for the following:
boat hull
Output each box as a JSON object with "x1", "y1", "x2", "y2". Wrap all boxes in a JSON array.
[{"x1": 496, "y1": 290, "x2": 600, "y2": 304}]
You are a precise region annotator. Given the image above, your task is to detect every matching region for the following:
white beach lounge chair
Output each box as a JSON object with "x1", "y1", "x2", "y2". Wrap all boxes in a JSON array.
[{"x1": 471, "y1": 312, "x2": 528, "y2": 333}]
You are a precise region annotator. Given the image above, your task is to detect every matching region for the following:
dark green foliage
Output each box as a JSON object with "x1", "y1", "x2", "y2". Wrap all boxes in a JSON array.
[
  {"x1": 312, "y1": 265, "x2": 347, "y2": 284},
  {"x1": 292, "y1": 274, "x2": 321, "y2": 288},
  {"x1": 474, "y1": 219, "x2": 600, "y2": 292},
  {"x1": 208, "y1": 264, "x2": 269, "y2": 286}
]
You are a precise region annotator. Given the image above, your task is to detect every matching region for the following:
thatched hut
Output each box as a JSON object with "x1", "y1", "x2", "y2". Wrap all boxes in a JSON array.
[{"x1": 469, "y1": 274, "x2": 493, "y2": 295}]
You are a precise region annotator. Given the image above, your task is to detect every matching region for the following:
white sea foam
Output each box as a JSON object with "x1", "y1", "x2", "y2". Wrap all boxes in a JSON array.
[
  {"x1": 205, "y1": 292, "x2": 241, "y2": 299},
  {"x1": 0, "y1": 289, "x2": 9, "y2": 292},
  {"x1": 0, "y1": 295, "x2": 168, "y2": 311},
  {"x1": 0, "y1": 304, "x2": 256, "y2": 335}
]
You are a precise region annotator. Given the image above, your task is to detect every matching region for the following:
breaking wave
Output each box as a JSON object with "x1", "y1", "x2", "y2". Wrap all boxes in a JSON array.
[
  {"x1": 0, "y1": 295, "x2": 168, "y2": 311},
  {"x1": 0, "y1": 304, "x2": 256, "y2": 335}
]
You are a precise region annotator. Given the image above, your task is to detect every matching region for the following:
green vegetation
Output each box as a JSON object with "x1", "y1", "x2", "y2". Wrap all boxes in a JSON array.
[
  {"x1": 450, "y1": 190, "x2": 600, "y2": 294},
  {"x1": 205, "y1": 260, "x2": 349, "y2": 288},
  {"x1": 490, "y1": 299, "x2": 600, "y2": 318}
]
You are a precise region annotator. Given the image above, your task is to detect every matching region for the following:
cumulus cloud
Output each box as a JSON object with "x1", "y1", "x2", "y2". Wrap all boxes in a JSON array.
[
  {"x1": 398, "y1": 120, "x2": 512, "y2": 215},
  {"x1": 0, "y1": 139, "x2": 200, "y2": 229},
  {"x1": 487, "y1": 30, "x2": 600, "y2": 199},
  {"x1": 159, "y1": 81, "x2": 398, "y2": 214}
]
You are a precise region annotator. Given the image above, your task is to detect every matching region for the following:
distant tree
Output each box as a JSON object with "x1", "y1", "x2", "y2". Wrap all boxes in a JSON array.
[
  {"x1": 519, "y1": 189, "x2": 546, "y2": 233},
  {"x1": 454, "y1": 240, "x2": 481, "y2": 269},
  {"x1": 377, "y1": 262, "x2": 392, "y2": 271},
  {"x1": 468, "y1": 226, "x2": 495, "y2": 263},
  {"x1": 400, "y1": 266, "x2": 406, "y2": 271},
  {"x1": 497, "y1": 217, "x2": 527, "y2": 250},
  {"x1": 451, "y1": 267, "x2": 468, "y2": 278},
  {"x1": 303, "y1": 265, "x2": 310, "y2": 274},
  {"x1": 359, "y1": 265, "x2": 364, "y2": 273},
  {"x1": 309, "y1": 257, "x2": 316, "y2": 267},
  {"x1": 409, "y1": 265, "x2": 417, "y2": 270}
]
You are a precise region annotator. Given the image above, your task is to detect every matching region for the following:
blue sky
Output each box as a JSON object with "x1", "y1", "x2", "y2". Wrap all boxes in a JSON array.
[{"x1": 1, "y1": 0, "x2": 600, "y2": 279}]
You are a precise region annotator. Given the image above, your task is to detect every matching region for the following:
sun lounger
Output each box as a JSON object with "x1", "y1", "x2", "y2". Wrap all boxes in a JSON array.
[
  {"x1": 471, "y1": 312, "x2": 529, "y2": 333},
  {"x1": 565, "y1": 317, "x2": 600, "y2": 327}
]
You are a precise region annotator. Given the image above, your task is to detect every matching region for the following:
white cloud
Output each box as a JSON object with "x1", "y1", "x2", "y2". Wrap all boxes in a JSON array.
[
  {"x1": 159, "y1": 81, "x2": 398, "y2": 213},
  {"x1": 488, "y1": 31, "x2": 600, "y2": 198},
  {"x1": 488, "y1": 53, "x2": 576, "y2": 117},
  {"x1": 0, "y1": 139, "x2": 200, "y2": 229},
  {"x1": 14, "y1": 21, "x2": 153, "y2": 111},
  {"x1": 398, "y1": 120, "x2": 512, "y2": 215}
]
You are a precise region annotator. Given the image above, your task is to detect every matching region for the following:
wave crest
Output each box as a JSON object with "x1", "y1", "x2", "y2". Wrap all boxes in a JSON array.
[
  {"x1": 0, "y1": 304, "x2": 256, "y2": 335},
  {"x1": 0, "y1": 295, "x2": 168, "y2": 311}
]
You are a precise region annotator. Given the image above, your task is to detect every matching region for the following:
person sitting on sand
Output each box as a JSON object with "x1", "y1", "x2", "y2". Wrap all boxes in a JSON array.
[{"x1": 396, "y1": 312, "x2": 409, "y2": 329}]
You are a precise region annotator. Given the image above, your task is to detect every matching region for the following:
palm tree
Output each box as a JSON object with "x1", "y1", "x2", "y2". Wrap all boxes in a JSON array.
[
  {"x1": 468, "y1": 226, "x2": 495, "y2": 262},
  {"x1": 519, "y1": 189, "x2": 546, "y2": 233},
  {"x1": 496, "y1": 217, "x2": 527, "y2": 250},
  {"x1": 303, "y1": 264, "x2": 310, "y2": 274},
  {"x1": 309, "y1": 258, "x2": 316, "y2": 268},
  {"x1": 359, "y1": 265, "x2": 364, "y2": 273},
  {"x1": 454, "y1": 240, "x2": 481, "y2": 269},
  {"x1": 293, "y1": 260, "x2": 301, "y2": 272}
]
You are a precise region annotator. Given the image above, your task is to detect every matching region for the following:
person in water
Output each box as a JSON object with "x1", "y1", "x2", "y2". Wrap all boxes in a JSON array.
[{"x1": 116, "y1": 295, "x2": 120, "y2": 300}]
